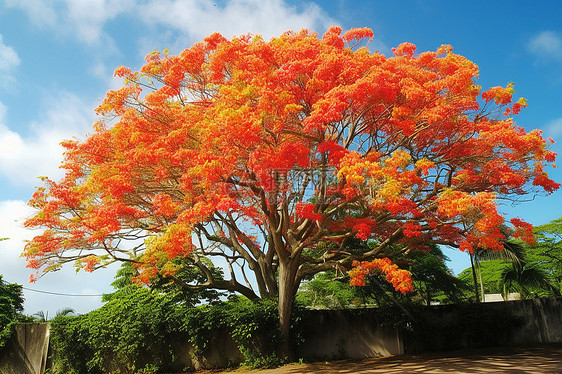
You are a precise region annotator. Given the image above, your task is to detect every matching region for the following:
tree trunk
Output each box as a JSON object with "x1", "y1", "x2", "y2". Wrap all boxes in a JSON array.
[
  {"x1": 477, "y1": 260, "x2": 485, "y2": 302},
  {"x1": 277, "y1": 259, "x2": 300, "y2": 361},
  {"x1": 469, "y1": 253, "x2": 480, "y2": 302}
]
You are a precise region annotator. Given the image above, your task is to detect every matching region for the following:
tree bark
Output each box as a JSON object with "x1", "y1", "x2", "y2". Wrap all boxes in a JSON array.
[
  {"x1": 470, "y1": 253, "x2": 480, "y2": 302},
  {"x1": 277, "y1": 258, "x2": 300, "y2": 361},
  {"x1": 477, "y1": 259, "x2": 485, "y2": 302}
]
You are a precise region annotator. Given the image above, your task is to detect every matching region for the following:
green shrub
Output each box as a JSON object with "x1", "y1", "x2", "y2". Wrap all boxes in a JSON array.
[
  {"x1": 0, "y1": 275, "x2": 25, "y2": 348},
  {"x1": 50, "y1": 286, "x2": 184, "y2": 374},
  {"x1": 49, "y1": 290, "x2": 285, "y2": 373}
]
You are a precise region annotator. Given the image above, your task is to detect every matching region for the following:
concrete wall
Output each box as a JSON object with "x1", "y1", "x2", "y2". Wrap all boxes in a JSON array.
[
  {"x1": 2, "y1": 298, "x2": 562, "y2": 372},
  {"x1": 0, "y1": 323, "x2": 50, "y2": 374},
  {"x1": 483, "y1": 293, "x2": 520, "y2": 302},
  {"x1": 510, "y1": 297, "x2": 562, "y2": 345},
  {"x1": 163, "y1": 309, "x2": 403, "y2": 370},
  {"x1": 403, "y1": 297, "x2": 562, "y2": 353},
  {"x1": 169, "y1": 328, "x2": 244, "y2": 372},
  {"x1": 297, "y1": 309, "x2": 403, "y2": 361}
]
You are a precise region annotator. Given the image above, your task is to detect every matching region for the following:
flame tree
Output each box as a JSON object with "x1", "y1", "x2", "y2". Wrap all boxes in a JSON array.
[{"x1": 24, "y1": 27, "x2": 559, "y2": 357}]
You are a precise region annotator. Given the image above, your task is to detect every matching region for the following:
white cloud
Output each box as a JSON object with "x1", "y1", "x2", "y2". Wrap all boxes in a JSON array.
[
  {"x1": 5, "y1": 0, "x2": 132, "y2": 45},
  {"x1": 3, "y1": 0, "x2": 59, "y2": 28},
  {"x1": 0, "y1": 34, "x2": 20, "y2": 88},
  {"x1": 0, "y1": 101, "x2": 6, "y2": 122},
  {"x1": 0, "y1": 95, "x2": 116, "y2": 315},
  {"x1": 0, "y1": 92, "x2": 94, "y2": 187},
  {"x1": 545, "y1": 118, "x2": 562, "y2": 138},
  {"x1": 0, "y1": 200, "x2": 34, "y2": 271},
  {"x1": 0, "y1": 200, "x2": 116, "y2": 315},
  {"x1": 138, "y1": 0, "x2": 336, "y2": 42},
  {"x1": 64, "y1": 0, "x2": 133, "y2": 45},
  {"x1": 89, "y1": 59, "x2": 109, "y2": 80},
  {"x1": 7, "y1": 0, "x2": 336, "y2": 48},
  {"x1": 527, "y1": 31, "x2": 562, "y2": 61}
]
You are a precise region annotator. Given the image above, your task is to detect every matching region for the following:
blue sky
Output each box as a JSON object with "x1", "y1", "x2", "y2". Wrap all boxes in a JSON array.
[{"x1": 0, "y1": 0, "x2": 561, "y2": 315}]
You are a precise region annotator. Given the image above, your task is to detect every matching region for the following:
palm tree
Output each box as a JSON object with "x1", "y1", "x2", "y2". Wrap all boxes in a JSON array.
[
  {"x1": 469, "y1": 240, "x2": 525, "y2": 302},
  {"x1": 55, "y1": 307, "x2": 76, "y2": 317},
  {"x1": 33, "y1": 310, "x2": 48, "y2": 322},
  {"x1": 33, "y1": 307, "x2": 75, "y2": 322},
  {"x1": 499, "y1": 262, "x2": 560, "y2": 299}
]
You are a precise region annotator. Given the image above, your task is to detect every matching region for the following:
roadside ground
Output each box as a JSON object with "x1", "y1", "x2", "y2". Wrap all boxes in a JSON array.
[{"x1": 197, "y1": 344, "x2": 562, "y2": 373}]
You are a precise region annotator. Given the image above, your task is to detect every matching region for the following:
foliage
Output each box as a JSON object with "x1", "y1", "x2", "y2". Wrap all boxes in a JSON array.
[
  {"x1": 407, "y1": 246, "x2": 470, "y2": 305},
  {"x1": 0, "y1": 275, "x2": 25, "y2": 348},
  {"x1": 50, "y1": 287, "x2": 186, "y2": 374},
  {"x1": 465, "y1": 238, "x2": 526, "y2": 301},
  {"x1": 217, "y1": 297, "x2": 284, "y2": 368},
  {"x1": 33, "y1": 307, "x2": 76, "y2": 322},
  {"x1": 49, "y1": 287, "x2": 285, "y2": 373},
  {"x1": 499, "y1": 262, "x2": 560, "y2": 298},
  {"x1": 525, "y1": 217, "x2": 562, "y2": 292},
  {"x1": 458, "y1": 259, "x2": 509, "y2": 295},
  {"x1": 24, "y1": 26, "x2": 559, "y2": 352},
  {"x1": 297, "y1": 245, "x2": 470, "y2": 308},
  {"x1": 457, "y1": 218, "x2": 562, "y2": 300},
  {"x1": 297, "y1": 271, "x2": 364, "y2": 308},
  {"x1": 103, "y1": 260, "x2": 225, "y2": 305}
]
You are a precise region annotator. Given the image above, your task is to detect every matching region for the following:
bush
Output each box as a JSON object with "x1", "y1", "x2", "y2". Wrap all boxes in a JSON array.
[
  {"x1": 49, "y1": 290, "x2": 285, "y2": 373},
  {"x1": 0, "y1": 275, "x2": 25, "y2": 348},
  {"x1": 50, "y1": 286, "x2": 184, "y2": 374}
]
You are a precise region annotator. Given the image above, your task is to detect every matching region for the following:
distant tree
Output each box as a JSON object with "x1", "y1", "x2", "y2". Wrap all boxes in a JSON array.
[
  {"x1": 33, "y1": 307, "x2": 76, "y2": 322},
  {"x1": 408, "y1": 246, "x2": 469, "y2": 305},
  {"x1": 103, "y1": 260, "x2": 225, "y2": 305},
  {"x1": 458, "y1": 234, "x2": 562, "y2": 300},
  {"x1": 32, "y1": 310, "x2": 48, "y2": 322},
  {"x1": 525, "y1": 217, "x2": 562, "y2": 292},
  {"x1": 297, "y1": 270, "x2": 364, "y2": 308},
  {"x1": 297, "y1": 245, "x2": 469, "y2": 308},
  {"x1": 458, "y1": 259, "x2": 511, "y2": 296},
  {"x1": 0, "y1": 275, "x2": 25, "y2": 347}
]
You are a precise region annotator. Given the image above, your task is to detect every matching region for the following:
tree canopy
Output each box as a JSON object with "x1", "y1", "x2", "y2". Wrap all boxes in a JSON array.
[{"x1": 23, "y1": 26, "x2": 559, "y2": 354}]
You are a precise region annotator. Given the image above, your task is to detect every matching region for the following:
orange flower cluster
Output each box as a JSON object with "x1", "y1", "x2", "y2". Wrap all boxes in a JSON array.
[
  {"x1": 510, "y1": 218, "x2": 536, "y2": 245},
  {"x1": 349, "y1": 258, "x2": 413, "y2": 294},
  {"x1": 482, "y1": 83, "x2": 515, "y2": 105},
  {"x1": 295, "y1": 202, "x2": 323, "y2": 222}
]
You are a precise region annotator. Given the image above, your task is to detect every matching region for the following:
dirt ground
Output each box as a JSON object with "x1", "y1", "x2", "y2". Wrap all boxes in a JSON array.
[{"x1": 196, "y1": 345, "x2": 562, "y2": 374}]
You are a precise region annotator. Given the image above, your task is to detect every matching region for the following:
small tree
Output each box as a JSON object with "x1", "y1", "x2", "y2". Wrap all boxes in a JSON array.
[
  {"x1": 408, "y1": 246, "x2": 469, "y2": 305},
  {"x1": 526, "y1": 217, "x2": 562, "y2": 292},
  {"x1": 24, "y1": 27, "x2": 559, "y2": 358},
  {"x1": 103, "y1": 260, "x2": 225, "y2": 305},
  {"x1": 0, "y1": 275, "x2": 25, "y2": 347}
]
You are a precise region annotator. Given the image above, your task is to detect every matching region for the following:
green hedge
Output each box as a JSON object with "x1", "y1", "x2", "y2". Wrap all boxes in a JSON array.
[{"x1": 48, "y1": 288, "x2": 284, "y2": 373}]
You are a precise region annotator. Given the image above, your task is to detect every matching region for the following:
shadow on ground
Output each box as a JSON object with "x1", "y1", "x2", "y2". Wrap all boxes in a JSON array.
[{"x1": 206, "y1": 345, "x2": 562, "y2": 374}]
